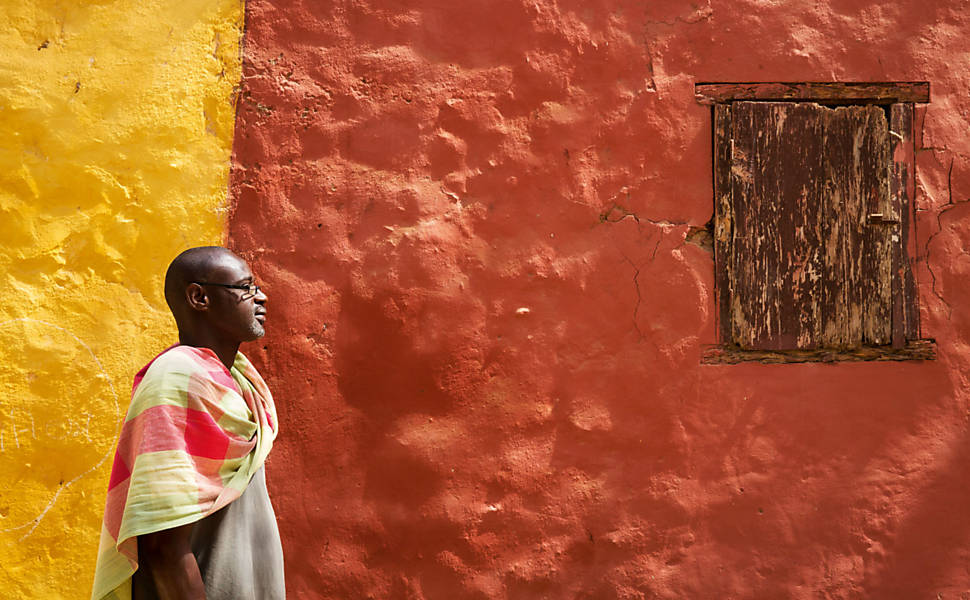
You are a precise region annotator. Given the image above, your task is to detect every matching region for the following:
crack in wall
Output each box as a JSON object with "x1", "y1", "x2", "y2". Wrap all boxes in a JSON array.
[
  {"x1": 600, "y1": 200, "x2": 689, "y2": 340},
  {"x1": 622, "y1": 254, "x2": 645, "y2": 340},
  {"x1": 643, "y1": 0, "x2": 714, "y2": 28},
  {"x1": 598, "y1": 203, "x2": 692, "y2": 229},
  {"x1": 600, "y1": 204, "x2": 640, "y2": 224},
  {"x1": 923, "y1": 157, "x2": 961, "y2": 321},
  {"x1": 619, "y1": 231, "x2": 665, "y2": 342},
  {"x1": 644, "y1": 46, "x2": 657, "y2": 92}
]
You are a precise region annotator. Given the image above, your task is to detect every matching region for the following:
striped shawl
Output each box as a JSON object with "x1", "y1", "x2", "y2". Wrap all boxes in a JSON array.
[{"x1": 91, "y1": 345, "x2": 278, "y2": 600}]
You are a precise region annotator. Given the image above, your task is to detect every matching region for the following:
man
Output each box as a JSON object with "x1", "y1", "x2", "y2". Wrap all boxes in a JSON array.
[{"x1": 91, "y1": 246, "x2": 284, "y2": 600}]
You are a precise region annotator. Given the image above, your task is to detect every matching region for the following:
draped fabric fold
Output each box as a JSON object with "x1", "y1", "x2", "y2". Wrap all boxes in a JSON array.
[{"x1": 91, "y1": 345, "x2": 277, "y2": 600}]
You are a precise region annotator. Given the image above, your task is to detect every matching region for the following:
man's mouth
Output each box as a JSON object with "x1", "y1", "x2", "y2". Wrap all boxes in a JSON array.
[{"x1": 255, "y1": 311, "x2": 266, "y2": 323}]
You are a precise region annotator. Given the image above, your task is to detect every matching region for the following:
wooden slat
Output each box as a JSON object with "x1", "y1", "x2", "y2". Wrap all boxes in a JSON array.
[
  {"x1": 730, "y1": 102, "x2": 826, "y2": 350},
  {"x1": 701, "y1": 340, "x2": 936, "y2": 364},
  {"x1": 817, "y1": 106, "x2": 848, "y2": 347},
  {"x1": 727, "y1": 103, "x2": 756, "y2": 348},
  {"x1": 822, "y1": 105, "x2": 892, "y2": 347},
  {"x1": 862, "y1": 106, "x2": 895, "y2": 345},
  {"x1": 713, "y1": 104, "x2": 733, "y2": 343},
  {"x1": 695, "y1": 82, "x2": 929, "y2": 105},
  {"x1": 890, "y1": 103, "x2": 919, "y2": 344}
]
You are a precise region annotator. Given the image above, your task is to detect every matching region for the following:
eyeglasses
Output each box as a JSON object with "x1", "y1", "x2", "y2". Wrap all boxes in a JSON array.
[{"x1": 192, "y1": 281, "x2": 262, "y2": 299}]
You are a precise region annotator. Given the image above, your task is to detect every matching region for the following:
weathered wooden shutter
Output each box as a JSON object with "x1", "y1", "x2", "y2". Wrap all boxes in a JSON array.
[{"x1": 715, "y1": 101, "x2": 911, "y2": 351}]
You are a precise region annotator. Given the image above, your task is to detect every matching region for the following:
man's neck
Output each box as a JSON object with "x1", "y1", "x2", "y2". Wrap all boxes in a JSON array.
[{"x1": 178, "y1": 332, "x2": 240, "y2": 370}]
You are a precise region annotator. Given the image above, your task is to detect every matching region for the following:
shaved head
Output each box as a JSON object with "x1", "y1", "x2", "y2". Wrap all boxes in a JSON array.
[
  {"x1": 162, "y1": 245, "x2": 267, "y2": 368},
  {"x1": 164, "y1": 246, "x2": 240, "y2": 315}
]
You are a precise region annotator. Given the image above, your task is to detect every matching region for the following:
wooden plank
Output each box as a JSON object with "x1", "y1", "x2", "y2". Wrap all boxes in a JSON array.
[
  {"x1": 822, "y1": 105, "x2": 892, "y2": 347},
  {"x1": 695, "y1": 82, "x2": 929, "y2": 105},
  {"x1": 817, "y1": 105, "x2": 850, "y2": 348},
  {"x1": 713, "y1": 104, "x2": 733, "y2": 343},
  {"x1": 726, "y1": 102, "x2": 757, "y2": 348},
  {"x1": 701, "y1": 339, "x2": 936, "y2": 364},
  {"x1": 727, "y1": 104, "x2": 754, "y2": 348},
  {"x1": 860, "y1": 105, "x2": 894, "y2": 345},
  {"x1": 730, "y1": 102, "x2": 826, "y2": 350},
  {"x1": 890, "y1": 103, "x2": 919, "y2": 344}
]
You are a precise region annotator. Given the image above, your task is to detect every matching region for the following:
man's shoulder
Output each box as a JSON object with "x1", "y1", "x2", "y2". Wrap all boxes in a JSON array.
[
  {"x1": 127, "y1": 347, "x2": 220, "y2": 413},
  {"x1": 143, "y1": 345, "x2": 208, "y2": 377},
  {"x1": 145, "y1": 346, "x2": 221, "y2": 376}
]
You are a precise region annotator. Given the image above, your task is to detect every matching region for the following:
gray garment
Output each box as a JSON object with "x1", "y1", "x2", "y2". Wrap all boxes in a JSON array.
[{"x1": 132, "y1": 467, "x2": 285, "y2": 600}]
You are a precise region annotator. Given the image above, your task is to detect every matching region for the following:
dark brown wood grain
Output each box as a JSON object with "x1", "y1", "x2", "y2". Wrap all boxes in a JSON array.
[
  {"x1": 729, "y1": 102, "x2": 823, "y2": 349},
  {"x1": 695, "y1": 82, "x2": 929, "y2": 105},
  {"x1": 826, "y1": 105, "x2": 892, "y2": 347},
  {"x1": 713, "y1": 104, "x2": 733, "y2": 343},
  {"x1": 701, "y1": 340, "x2": 936, "y2": 364},
  {"x1": 725, "y1": 102, "x2": 893, "y2": 350},
  {"x1": 890, "y1": 103, "x2": 919, "y2": 344}
]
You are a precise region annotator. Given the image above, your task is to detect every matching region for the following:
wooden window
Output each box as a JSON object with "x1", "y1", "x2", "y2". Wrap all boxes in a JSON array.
[{"x1": 695, "y1": 83, "x2": 934, "y2": 363}]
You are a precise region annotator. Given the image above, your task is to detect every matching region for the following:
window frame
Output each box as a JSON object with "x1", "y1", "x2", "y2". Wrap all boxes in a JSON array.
[{"x1": 695, "y1": 82, "x2": 935, "y2": 364}]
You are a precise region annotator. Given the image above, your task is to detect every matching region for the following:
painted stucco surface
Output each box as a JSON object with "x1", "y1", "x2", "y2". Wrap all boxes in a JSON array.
[
  {"x1": 0, "y1": 1, "x2": 244, "y2": 597},
  {"x1": 228, "y1": 1, "x2": 970, "y2": 598}
]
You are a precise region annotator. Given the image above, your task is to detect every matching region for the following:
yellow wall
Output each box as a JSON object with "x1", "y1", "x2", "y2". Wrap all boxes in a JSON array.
[{"x1": 0, "y1": 1, "x2": 244, "y2": 597}]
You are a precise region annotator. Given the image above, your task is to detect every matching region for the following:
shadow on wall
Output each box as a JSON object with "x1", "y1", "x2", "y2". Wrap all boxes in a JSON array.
[
  {"x1": 860, "y1": 425, "x2": 970, "y2": 597},
  {"x1": 690, "y1": 359, "x2": 960, "y2": 596}
]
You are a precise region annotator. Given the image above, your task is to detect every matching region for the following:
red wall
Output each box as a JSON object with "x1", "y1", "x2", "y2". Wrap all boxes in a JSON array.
[{"x1": 228, "y1": 1, "x2": 970, "y2": 597}]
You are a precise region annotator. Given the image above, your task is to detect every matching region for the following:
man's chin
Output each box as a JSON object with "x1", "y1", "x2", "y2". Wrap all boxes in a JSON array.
[{"x1": 246, "y1": 323, "x2": 266, "y2": 340}]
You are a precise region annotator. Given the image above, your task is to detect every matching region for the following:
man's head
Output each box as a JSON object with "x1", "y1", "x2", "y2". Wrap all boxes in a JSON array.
[{"x1": 164, "y1": 247, "x2": 267, "y2": 344}]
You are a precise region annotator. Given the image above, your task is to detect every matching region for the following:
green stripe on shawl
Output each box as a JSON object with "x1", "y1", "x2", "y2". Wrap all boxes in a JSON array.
[
  {"x1": 117, "y1": 451, "x2": 203, "y2": 542},
  {"x1": 123, "y1": 358, "x2": 193, "y2": 420},
  {"x1": 216, "y1": 387, "x2": 257, "y2": 439}
]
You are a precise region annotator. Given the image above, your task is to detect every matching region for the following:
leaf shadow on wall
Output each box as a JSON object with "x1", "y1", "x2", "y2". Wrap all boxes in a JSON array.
[
  {"x1": 332, "y1": 287, "x2": 489, "y2": 597},
  {"x1": 688, "y1": 359, "x2": 962, "y2": 597},
  {"x1": 860, "y1": 421, "x2": 970, "y2": 597}
]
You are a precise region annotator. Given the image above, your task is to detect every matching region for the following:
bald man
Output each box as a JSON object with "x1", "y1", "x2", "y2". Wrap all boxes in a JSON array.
[{"x1": 91, "y1": 247, "x2": 284, "y2": 600}]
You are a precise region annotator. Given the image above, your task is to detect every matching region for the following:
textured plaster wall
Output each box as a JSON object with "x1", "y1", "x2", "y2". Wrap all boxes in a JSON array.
[
  {"x1": 0, "y1": 2, "x2": 244, "y2": 598},
  {"x1": 230, "y1": 0, "x2": 970, "y2": 598}
]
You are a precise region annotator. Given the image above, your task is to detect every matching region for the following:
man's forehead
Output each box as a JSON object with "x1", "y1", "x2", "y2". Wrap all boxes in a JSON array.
[{"x1": 205, "y1": 253, "x2": 253, "y2": 281}]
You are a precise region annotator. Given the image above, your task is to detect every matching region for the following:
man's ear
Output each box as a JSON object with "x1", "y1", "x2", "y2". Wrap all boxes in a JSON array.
[{"x1": 185, "y1": 283, "x2": 209, "y2": 312}]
